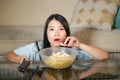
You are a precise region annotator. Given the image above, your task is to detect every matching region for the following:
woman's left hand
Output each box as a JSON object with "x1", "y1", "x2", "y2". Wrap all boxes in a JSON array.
[{"x1": 63, "y1": 36, "x2": 80, "y2": 47}]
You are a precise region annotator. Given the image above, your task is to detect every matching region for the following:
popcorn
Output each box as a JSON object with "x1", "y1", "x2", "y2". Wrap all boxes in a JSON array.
[{"x1": 44, "y1": 52, "x2": 74, "y2": 69}]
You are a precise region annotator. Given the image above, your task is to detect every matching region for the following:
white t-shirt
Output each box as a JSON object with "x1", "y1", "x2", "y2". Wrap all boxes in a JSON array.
[{"x1": 14, "y1": 40, "x2": 93, "y2": 61}]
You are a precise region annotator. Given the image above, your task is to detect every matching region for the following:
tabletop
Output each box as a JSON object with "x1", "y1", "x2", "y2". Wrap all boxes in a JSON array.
[{"x1": 0, "y1": 59, "x2": 120, "y2": 80}]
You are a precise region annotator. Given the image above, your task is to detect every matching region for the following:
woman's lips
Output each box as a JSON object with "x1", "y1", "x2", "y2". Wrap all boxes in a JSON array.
[{"x1": 54, "y1": 39, "x2": 60, "y2": 42}]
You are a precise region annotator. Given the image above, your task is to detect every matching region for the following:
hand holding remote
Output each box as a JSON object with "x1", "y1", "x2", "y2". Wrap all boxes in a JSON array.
[{"x1": 18, "y1": 59, "x2": 31, "y2": 72}]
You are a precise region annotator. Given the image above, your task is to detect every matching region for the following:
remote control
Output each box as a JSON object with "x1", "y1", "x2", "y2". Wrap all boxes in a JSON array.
[{"x1": 18, "y1": 59, "x2": 30, "y2": 72}]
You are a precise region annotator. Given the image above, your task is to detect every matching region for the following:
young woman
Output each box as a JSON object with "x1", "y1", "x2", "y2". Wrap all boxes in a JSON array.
[{"x1": 4, "y1": 14, "x2": 108, "y2": 64}]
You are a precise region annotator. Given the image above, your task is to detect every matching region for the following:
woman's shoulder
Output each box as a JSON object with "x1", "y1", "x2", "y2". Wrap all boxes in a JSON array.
[
  {"x1": 34, "y1": 40, "x2": 44, "y2": 50},
  {"x1": 35, "y1": 40, "x2": 43, "y2": 45},
  {"x1": 35, "y1": 40, "x2": 43, "y2": 42}
]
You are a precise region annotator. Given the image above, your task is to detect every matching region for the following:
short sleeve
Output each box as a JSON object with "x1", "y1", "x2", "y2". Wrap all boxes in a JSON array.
[
  {"x1": 76, "y1": 49, "x2": 93, "y2": 60},
  {"x1": 14, "y1": 40, "x2": 43, "y2": 61}
]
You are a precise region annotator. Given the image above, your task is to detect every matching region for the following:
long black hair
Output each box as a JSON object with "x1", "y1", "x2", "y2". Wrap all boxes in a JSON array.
[{"x1": 43, "y1": 14, "x2": 70, "y2": 48}]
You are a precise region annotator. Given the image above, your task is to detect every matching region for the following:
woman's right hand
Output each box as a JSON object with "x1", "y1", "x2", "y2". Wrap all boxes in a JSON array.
[
  {"x1": 19, "y1": 55, "x2": 28, "y2": 64},
  {"x1": 19, "y1": 55, "x2": 32, "y2": 65}
]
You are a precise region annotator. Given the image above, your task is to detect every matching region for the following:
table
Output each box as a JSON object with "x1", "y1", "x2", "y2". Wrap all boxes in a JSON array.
[{"x1": 0, "y1": 59, "x2": 120, "y2": 80}]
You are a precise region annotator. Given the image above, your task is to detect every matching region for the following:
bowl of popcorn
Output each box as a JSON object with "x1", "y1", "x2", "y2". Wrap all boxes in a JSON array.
[{"x1": 39, "y1": 47, "x2": 78, "y2": 69}]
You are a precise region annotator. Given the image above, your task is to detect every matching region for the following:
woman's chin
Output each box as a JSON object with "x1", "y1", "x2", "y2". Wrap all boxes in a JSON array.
[{"x1": 53, "y1": 44, "x2": 60, "y2": 47}]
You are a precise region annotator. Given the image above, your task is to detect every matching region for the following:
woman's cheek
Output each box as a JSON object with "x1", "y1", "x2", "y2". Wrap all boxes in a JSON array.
[{"x1": 61, "y1": 32, "x2": 67, "y2": 41}]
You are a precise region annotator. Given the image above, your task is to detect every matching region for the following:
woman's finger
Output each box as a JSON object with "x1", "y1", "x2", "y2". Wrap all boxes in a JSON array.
[
  {"x1": 64, "y1": 36, "x2": 71, "y2": 45},
  {"x1": 19, "y1": 56, "x2": 28, "y2": 64},
  {"x1": 67, "y1": 37, "x2": 75, "y2": 47}
]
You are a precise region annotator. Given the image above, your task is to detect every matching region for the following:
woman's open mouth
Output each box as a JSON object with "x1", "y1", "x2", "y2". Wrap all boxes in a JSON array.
[{"x1": 54, "y1": 39, "x2": 60, "y2": 42}]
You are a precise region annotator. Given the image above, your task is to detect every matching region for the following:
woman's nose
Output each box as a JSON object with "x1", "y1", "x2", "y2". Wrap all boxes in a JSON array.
[{"x1": 54, "y1": 30, "x2": 59, "y2": 36}]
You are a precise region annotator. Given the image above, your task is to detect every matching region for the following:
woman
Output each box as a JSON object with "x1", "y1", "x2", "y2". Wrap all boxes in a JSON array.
[{"x1": 4, "y1": 14, "x2": 108, "y2": 64}]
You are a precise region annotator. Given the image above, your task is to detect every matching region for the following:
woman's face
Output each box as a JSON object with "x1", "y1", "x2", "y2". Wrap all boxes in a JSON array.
[{"x1": 47, "y1": 19, "x2": 67, "y2": 47}]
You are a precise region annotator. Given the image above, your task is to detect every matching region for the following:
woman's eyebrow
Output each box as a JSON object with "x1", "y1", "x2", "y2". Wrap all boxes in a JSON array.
[
  {"x1": 59, "y1": 26, "x2": 64, "y2": 27},
  {"x1": 48, "y1": 26, "x2": 63, "y2": 28},
  {"x1": 48, "y1": 26, "x2": 54, "y2": 28}
]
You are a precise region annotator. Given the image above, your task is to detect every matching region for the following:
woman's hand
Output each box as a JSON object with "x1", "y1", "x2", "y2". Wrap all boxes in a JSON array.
[
  {"x1": 63, "y1": 36, "x2": 80, "y2": 48},
  {"x1": 19, "y1": 55, "x2": 28, "y2": 64},
  {"x1": 19, "y1": 55, "x2": 32, "y2": 65}
]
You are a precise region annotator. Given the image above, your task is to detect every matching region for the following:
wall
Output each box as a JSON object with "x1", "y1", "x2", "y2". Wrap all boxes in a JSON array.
[{"x1": 0, "y1": 0, "x2": 77, "y2": 25}]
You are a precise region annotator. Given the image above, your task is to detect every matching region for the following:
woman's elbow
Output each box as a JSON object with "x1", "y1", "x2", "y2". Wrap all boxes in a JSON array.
[
  {"x1": 103, "y1": 52, "x2": 109, "y2": 60},
  {"x1": 4, "y1": 52, "x2": 10, "y2": 61},
  {"x1": 99, "y1": 52, "x2": 109, "y2": 60},
  {"x1": 4, "y1": 51, "x2": 14, "y2": 61},
  {"x1": 94, "y1": 52, "x2": 109, "y2": 60}
]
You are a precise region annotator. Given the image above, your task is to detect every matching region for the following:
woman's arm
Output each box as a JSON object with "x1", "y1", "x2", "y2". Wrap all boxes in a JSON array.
[
  {"x1": 4, "y1": 41, "x2": 42, "y2": 63},
  {"x1": 79, "y1": 43, "x2": 108, "y2": 60},
  {"x1": 64, "y1": 36, "x2": 108, "y2": 60},
  {"x1": 4, "y1": 51, "x2": 21, "y2": 63},
  {"x1": 4, "y1": 51, "x2": 27, "y2": 64}
]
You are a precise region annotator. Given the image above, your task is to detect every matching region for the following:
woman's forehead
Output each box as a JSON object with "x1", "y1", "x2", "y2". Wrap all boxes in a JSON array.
[
  {"x1": 48, "y1": 20, "x2": 63, "y2": 28},
  {"x1": 48, "y1": 25, "x2": 64, "y2": 28},
  {"x1": 48, "y1": 19, "x2": 62, "y2": 25}
]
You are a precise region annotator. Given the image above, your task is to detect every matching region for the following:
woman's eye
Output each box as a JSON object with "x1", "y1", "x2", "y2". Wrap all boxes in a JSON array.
[
  {"x1": 49, "y1": 28, "x2": 54, "y2": 31},
  {"x1": 60, "y1": 28, "x2": 65, "y2": 30}
]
